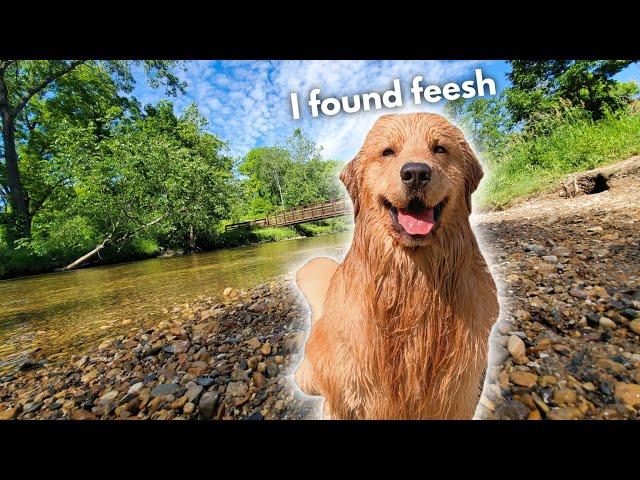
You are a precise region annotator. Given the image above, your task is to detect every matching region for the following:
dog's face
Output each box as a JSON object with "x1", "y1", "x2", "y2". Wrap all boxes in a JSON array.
[{"x1": 341, "y1": 113, "x2": 483, "y2": 248}]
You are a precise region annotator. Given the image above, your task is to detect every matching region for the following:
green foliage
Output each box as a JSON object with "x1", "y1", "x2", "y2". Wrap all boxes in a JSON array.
[
  {"x1": 0, "y1": 60, "x2": 185, "y2": 242},
  {"x1": 235, "y1": 129, "x2": 342, "y2": 219},
  {"x1": 212, "y1": 226, "x2": 300, "y2": 249},
  {"x1": 477, "y1": 110, "x2": 640, "y2": 209},
  {"x1": 443, "y1": 96, "x2": 511, "y2": 152},
  {"x1": 505, "y1": 60, "x2": 638, "y2": 127},
  {"x1": 446, "y1": 60, "x2": 639, "y2": 210},
  {"x1": 295, "y1": 218, "x2": 351, "y2": 236}
]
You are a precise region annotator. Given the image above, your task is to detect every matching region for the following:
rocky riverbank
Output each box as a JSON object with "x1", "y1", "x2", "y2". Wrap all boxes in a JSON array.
[
  {"x1": 474, "y1": 164, "x2": 640, "y2": 420},
  {"x1": 0, "y1": 278, "x2": 321, "y2": 420}
]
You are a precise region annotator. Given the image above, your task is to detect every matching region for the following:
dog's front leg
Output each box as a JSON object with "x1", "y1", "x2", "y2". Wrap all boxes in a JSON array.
[{"x1": 294, "y1": 356, "x2": 320, "y2": 397}]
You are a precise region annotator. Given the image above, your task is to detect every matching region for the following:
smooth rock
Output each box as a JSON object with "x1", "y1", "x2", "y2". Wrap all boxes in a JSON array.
[
  {"x1": 547, "y1": 407, "x2": 583, "y2": 420},
  {"x1": 195, "y1": 377, "x2": 216, "y2": 388},
  {"x1": 128, "y1": 382, "x2": 143, "y2": 395},
  {"x1": 628, "y1": 319, "x2": 640, "y2": 335},
  {"x1": 510, "y1": 371, "x2": 538, "y2": 388},
  {"x1": 507, "y1": 335, "x2": 526, "y2": 358},
  {"x1": 186, "y1": 385, "x2": 204, "y2": 403},
  {"x1": 71, "y1": 409, "x2": 97, "y2": 420},
  {"x1": 225, "y1": 381, "x2": 248, "y2": 397},
  {"x1": 198, "y1": 392, "x2": 219, "y2": 420},
  {"x1": 150, "y1": 383, "x2": 180, "y2": 398},
  {"x1": 599, "y1": 317, "x2": 617, "y2": 329},
  {"x1": 614, "y1": 382, "x2": 640, "y2": 408}
]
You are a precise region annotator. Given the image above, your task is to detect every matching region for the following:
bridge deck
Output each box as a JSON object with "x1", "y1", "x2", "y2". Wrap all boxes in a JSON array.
[{"x1": 225, "y1": 198, "x2": 353, "y2": 231}]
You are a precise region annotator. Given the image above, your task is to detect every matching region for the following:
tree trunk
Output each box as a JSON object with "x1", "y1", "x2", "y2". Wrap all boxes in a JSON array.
[
  {"x1": 61, "y1": 211, "x2": 171, "y2": 271},
  {"x1": 61, "y1": 238, "x2": 110, "y2": 271},
  {"x1": 1, "y1": 100, "x2": 31, "y2": 238},
  {"x1": 276, "y1": 177, "x2": 285, "y2": 209},
  {"x1": 189, "y1": 224, "x2": 196, "y2": 251}
]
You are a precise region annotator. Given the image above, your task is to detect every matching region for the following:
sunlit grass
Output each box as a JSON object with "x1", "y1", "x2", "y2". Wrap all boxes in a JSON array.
[{"x1": 476, "y1": 112, "x2": 640, "y2": 210}]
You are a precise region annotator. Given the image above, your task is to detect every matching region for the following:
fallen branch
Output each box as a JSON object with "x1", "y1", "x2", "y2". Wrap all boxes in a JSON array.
[{"x1": 61, "y1": 212, "x2": 171, "y2": 271}]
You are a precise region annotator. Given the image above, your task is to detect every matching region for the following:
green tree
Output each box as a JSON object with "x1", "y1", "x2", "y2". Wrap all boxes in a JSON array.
[
  {"x1": 236, "y1": 130, "x2": 341, "y2": 218},
  {"x1": 238, "y1": 146, "x2": 292, "y2": 213},
  {"x1": 0, "y1": 60, "x2": 185, "y2": 240},
  {"x1": 505, "y1": 60, "x2": 638, "y2": 127},
  {"x1": 443, "y1": 96, "x2": 510, "y2": 152},
  {"x1": 47, "y1": 101, "x2": 232, "y2": 269}
]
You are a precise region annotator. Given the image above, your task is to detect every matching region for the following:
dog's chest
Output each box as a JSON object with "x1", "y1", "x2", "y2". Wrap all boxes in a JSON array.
[{"x1": 336, "y1": 308, "x2": 487, "y2": 419}]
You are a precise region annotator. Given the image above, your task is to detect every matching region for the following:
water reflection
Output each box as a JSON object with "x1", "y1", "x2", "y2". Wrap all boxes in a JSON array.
[{"x1": 0, "y1": 232, "x2": 352, "y2": 373}]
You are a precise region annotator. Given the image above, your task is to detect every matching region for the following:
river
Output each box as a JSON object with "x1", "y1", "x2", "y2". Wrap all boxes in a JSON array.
[{"x1": 0, "y1": 232, "x2": 352, "y2": 374}]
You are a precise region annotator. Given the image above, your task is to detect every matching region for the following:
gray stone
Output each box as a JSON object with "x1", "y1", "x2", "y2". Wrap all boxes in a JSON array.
[
  {"x1": 186, "y1": 385, "x2": 204, "y2": 403},
  {"x1": 225, "y1": 381, "x2": 248, "y2": 397},
  {"x1": 150, "y1": 383, "x2": 180, "y2": 398},
  {"x1": 198, "y1": 392, "x2": 219, "y2": 419}
]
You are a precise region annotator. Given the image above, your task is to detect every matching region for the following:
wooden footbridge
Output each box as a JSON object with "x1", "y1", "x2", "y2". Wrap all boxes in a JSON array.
[{"x1": 225, "y1": 197, "x2": 353, "y2": 231}]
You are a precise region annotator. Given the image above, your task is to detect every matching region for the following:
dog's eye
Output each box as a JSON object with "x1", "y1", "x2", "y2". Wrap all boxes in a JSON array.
[
  {"x1": 433, "y1": 145, "x2": 447, "y2": 154},
  {"x1": 382, "y1": 148, "x2": 395, "y2": 157}
]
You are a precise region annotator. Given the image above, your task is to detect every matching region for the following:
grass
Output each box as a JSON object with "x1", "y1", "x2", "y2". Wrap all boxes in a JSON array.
[
  {"x1": 476, "y1": 112, "x2": 640, "y2": 210},
  {"x1": 213, "y1": 218, "x2": 351, "y2": 249}
]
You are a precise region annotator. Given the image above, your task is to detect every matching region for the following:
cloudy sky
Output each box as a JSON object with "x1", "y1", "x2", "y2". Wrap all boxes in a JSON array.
[{"x1": 133, "y1": 60, "x2": 640, "y2": 161}]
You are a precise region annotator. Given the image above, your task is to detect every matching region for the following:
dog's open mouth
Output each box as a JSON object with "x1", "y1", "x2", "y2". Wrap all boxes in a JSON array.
[{"x1": 383, "y1": 197, "x2": 446, "y2": 237}]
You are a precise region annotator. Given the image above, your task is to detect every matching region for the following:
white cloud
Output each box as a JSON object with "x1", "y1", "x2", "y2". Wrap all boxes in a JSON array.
[{"x1": 134, "y1": 60, "x2": 497, "y2": 160}]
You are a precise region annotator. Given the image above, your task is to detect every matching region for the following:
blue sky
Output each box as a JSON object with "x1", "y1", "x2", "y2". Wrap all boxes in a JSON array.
[{"x1": 133, "y1": 60, "x2": 640, "y2": 161}]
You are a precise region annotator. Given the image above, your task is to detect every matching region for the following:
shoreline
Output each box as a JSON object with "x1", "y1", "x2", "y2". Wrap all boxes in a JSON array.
[
  {"x1": 0, "y1": 277, "x2": 321, "y2": 420},
  {"x1": 0, "y1": 226, "x2": 352, "y2": 282}
]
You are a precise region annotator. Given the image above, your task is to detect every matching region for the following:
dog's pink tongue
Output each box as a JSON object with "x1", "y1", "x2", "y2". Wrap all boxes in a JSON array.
[{"x1": 397, "y1": 208, "x2": 435, "y2": 235}]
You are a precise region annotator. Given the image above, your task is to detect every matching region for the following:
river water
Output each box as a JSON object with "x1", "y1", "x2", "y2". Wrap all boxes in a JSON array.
[{"x1": 0, "y1": 232, "x2": 352, "y2": 374}]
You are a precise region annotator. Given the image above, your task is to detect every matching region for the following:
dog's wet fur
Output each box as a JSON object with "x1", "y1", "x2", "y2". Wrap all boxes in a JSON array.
[{"x1": 294, "y1": 113, "x2": 499, "y2": 419}]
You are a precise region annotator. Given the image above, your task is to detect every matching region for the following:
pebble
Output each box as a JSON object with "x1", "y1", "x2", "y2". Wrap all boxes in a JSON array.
[
  {"x1": 100, "y1": 391, "x2": 119, "y2": 404},
  {"x1": 185, "y1": 385, "x2": 204, "y2": 403},
  {"x1": 507, "y1": 335, "x2": 526, "y2": 358},
  {"x1": 195, "y1": 377, "x2": 216, "y2": 388},
  {"x1": 0, "y1": 407, "x2": 20, "y2": 420},
  {"x1": 252, "y1": 372, "x2": 266, "y2": 388},
  {"x1": 553, "y1": 389, "x2": 577, "y2": 406},
  {"x1": 198, "y1": 392, "x2": 219, "y2": 420},
  {"x1": 614, "y1": 382, "x2": 640, "y2": 408},
  {"x1": 599, "y1": 317, "x2": 617, "y2": 329},
  {"x1": 225, "y1": 381, "x2": 248, "y2": 397},
  {"x1": 128, "y1": 382, "x2": 143, "y2": 395},
  {"x1": 150, "y1": 383, "x2": 180, "y2": 398},
  {"x1": 261, "y1": 342, "x2": 272, "y2": 356},
  {"x1": 547, "y1": 407, "x2": 583, "y2": 420},
  {"x1": 509, "y1": 371, "x2": 538, "y2": 388},
  {"x1": 629, "y1": 319, "x2": 640, "y2": 335},
  {"x1": 71, "y1": 409, "x2": 97, "y2": 420},
  {"x1": 494, "y1": 399, "x2": 529, "y2": 420},
  {"x1": 23, "y1": 401, "x2": 43, "y2": 414}
]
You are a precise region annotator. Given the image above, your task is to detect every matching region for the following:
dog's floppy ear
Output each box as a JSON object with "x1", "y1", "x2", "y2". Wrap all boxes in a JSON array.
[
  {"x1": 461, "y1": 141, "x2": 483, "y2": 214},
  {"x1": 340, "y1": 154, "x2": 361, "y2": 218}
]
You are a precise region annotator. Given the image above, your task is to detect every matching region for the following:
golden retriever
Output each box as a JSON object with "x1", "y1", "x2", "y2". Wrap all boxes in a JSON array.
[{"x1": 294, "y1": 113, "x2": 499, "y2": 419}]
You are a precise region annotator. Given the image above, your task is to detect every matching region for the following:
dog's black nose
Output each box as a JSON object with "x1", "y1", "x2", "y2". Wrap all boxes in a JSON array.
[{"x1": 400, "y1": 162, "x2": 431, "y2": 189}]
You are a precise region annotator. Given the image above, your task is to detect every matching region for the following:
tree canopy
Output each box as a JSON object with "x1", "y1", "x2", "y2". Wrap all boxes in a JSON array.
[{"x1": 0, "y1": 60, "x2": 344, "y2": 277}]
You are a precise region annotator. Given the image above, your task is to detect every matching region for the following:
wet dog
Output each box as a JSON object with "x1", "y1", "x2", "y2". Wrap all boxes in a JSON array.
[{"x1": 294, "y1": 113, "x2": 498, "y2": 419}]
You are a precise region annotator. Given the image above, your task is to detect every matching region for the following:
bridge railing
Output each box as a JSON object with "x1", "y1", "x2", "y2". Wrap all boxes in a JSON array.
[{"x1": 224, "y1": 197, "x2": 352, "y2": 231}]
